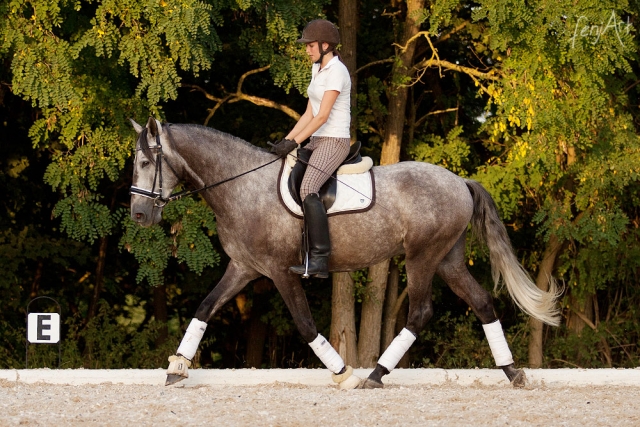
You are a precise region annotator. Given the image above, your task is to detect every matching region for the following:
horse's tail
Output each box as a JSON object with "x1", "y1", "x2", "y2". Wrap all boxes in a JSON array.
[{"x1": 465, "y1": 179, "x2": 561, "y2": 326}]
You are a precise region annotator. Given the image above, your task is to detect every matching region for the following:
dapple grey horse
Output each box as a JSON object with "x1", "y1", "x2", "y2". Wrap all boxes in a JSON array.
[{"x1": 129, "y1": 117, "x2": 559, "y2": 389}]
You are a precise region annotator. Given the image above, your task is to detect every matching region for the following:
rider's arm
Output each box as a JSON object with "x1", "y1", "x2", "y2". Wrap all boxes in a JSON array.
[
  {"x1": 286, "y1": 90, "x2": 340, "y2": 144},
  {"x1": 285, "y1": 100, "x2": 314, "y2": 143}
]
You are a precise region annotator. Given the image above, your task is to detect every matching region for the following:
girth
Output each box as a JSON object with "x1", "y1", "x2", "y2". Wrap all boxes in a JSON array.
[{"x1": 288, "y1": 141, "x2": 363, "y2": 210}]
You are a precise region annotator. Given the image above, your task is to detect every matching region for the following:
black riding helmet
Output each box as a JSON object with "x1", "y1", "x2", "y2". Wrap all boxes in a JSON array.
[{"x1": 297, "y1": 19, "x2": 340, "y2": 63}]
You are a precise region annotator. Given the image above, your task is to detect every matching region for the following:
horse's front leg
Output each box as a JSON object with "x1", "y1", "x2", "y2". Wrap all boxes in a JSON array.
[
  {"x1": 272, "y1": 272, "x2": 361, "y2": 390},
  {"x1": 166, "y1": 260, "x2": 261, "y2": 386}
]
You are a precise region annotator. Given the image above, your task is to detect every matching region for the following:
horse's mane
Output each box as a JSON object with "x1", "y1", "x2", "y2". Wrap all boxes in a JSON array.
[
  {"x1": 136, "y1": 123, "x2": 269, "y2": 164},
  {"x1": 170, "y1": 123, "x2": 270, "y2": 153}
]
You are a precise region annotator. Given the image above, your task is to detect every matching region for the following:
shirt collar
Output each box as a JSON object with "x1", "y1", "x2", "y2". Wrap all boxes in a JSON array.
[{"x1": 318, "y1": 56, "x2": 340, "y2": 73}]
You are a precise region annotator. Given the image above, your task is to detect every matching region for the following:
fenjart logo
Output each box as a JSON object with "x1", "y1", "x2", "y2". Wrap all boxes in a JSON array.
[{"x1": 570, "y1": 10, "x2": 632, "y2": 48}]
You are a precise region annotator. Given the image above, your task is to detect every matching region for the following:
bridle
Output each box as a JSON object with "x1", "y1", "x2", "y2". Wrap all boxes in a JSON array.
[
  {"x1": 129, "y1": 133, "x2": 178, "y2": 208},
  {"x1": 129, "y1": 131, "x2": 281, "y2": 207}
]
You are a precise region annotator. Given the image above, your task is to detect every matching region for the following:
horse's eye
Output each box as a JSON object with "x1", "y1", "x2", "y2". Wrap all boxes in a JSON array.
[{"x1": 141, "y1": 160, "x2": 150, "y2": 168}]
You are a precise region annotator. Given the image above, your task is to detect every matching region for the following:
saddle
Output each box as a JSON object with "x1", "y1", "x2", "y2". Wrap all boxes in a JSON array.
[{"x1": 288, "y1": 141, "x2": 363, "y2": 210}]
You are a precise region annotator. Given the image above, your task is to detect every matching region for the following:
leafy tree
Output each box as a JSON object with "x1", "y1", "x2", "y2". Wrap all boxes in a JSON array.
[
  {"x1": 469, "y1": 1, "x2": 640, "y2": 366},
  {"x1": 1, "y1": 0, "x2": 227, "y2": 288}
]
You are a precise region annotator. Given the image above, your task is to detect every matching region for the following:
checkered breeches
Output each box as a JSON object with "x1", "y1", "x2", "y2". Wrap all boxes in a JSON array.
[{"x1": 300, "y1": 136, "x2": 351, "y2": 201}]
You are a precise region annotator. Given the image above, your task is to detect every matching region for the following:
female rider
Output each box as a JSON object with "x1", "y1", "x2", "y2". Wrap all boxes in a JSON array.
[{"x1": 270, "y1": 19, "x2": 351, "y2": 279}]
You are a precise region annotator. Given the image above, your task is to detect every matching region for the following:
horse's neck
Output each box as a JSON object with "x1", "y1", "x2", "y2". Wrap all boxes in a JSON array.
[
  {"x1": 172, "y1": 126, "x2": 267, "y2": 182},
  {"x1": 170, "y1": 126, "x2": 275, "y2": 215}
]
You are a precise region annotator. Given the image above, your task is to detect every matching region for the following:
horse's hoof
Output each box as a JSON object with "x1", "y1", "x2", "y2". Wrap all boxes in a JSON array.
[
  {"x1": 359, "y1": 378, "x2": 384, "y2": 389},
  {"x1": 165, "y1": 374, "x2": 186, "y2": 386},
  {"x1": 501, "y1": 364, "x2": 526, "y2": 388},
  {"x1": 510, "y1": 369, "x2": 526, "y2": 388},
  {"x1": 339, "y1": 374, "x2": 362, "y2": 390}
]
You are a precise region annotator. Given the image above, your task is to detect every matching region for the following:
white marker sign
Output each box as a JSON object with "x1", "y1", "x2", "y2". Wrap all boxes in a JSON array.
[{"x1": 27, "y1": 313, "x2": 60, "y2": 344}]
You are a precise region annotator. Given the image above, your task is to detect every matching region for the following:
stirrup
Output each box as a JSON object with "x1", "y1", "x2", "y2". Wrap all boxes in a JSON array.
[{"x1": 289, "y1": 253, "x2": 329, "y2": 279}]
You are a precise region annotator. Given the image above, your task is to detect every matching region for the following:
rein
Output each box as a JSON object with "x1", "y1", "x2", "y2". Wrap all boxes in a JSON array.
[{"x1": 130, "y1": 132, "x2": 281, "y2": 207}]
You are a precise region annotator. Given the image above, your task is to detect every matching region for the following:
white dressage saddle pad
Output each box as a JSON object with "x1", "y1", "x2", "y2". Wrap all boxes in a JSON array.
[{"x1": 278, "y1": 150, "x2": 375, "y2": 218}]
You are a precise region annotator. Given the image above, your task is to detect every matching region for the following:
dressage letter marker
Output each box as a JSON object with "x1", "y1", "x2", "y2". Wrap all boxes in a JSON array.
[{"x1": 27, "y1": 313, "x2": 60, "y2": 344}]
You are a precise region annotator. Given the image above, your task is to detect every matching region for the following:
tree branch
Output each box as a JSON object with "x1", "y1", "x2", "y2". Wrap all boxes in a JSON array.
[
  {"x1": 415, "y1": 107, "x2": 458, "y2": 128},
  {"x1": 236, "y1": 65, "x2": 271, "y2": 94},
  {"x1": 356, "y1": 58, "x2": 394, "y2": 75},
  {"x1": 229, "y1": 94, "x2": 301, "y2": 121},
  {"x1": 435, "y1": 21, "x2": 470, "y2": 45},
  {"x1": 392, "y1": 286, "x2": 408, "y2": 323},
  {"x1": 569, "y1": 306, "x2": 597, "y2": 330},
  {"x1": 412, "y1": 58, "x2": 500, "y2": 81},
  {"x1": 181, "y1": 66, "x2": 300, "y2": 125}
]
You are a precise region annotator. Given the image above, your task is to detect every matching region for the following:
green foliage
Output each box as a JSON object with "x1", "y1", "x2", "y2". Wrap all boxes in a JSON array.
[
  {"x1": 236, "y1": 0, "x2": 329, "y2": 94},
  {"x1": 0, "y1": 226, "x2": 90, "y2": 312},
  {"x1": 350, "y1": 269, "x2": 372, "y2": 303},
  {"x1": 162, "y1": 196, "x2": 220, "y2": 275},
  {"x1": 468, "y1": 1, "x2": 640, "y2": 315},
  {"x1": 120, "y1": 196, "x2": 219, "y2": 286},
  {"x1": 1, "y1": 0, "x2": 222, "y2": 251},
  {"x1": 409, "y1": 126, "x2": 472, "y2": 177},
  {"x1": 260, "y1": 292, "x2": 296, "y2": 336},
  {"x1": 4, "y1": 301, "x2": 180, "y2": 369},
  {"x1": 121, "y1": 220, "x2": 171, "y2": 286},
  {"x1": 417, "y1": 312, "x2": 496, "y2": 368},
  {"x1": 356, "y1": 76, "x2": 387, "y2": 146}
]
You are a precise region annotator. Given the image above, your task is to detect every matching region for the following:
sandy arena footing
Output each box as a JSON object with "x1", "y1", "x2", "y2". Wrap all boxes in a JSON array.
[{"x1": 2, "y1": 367, "x2": 640, "y2": 387}]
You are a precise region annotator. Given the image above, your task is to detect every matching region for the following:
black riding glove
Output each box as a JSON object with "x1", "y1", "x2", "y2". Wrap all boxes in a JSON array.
[{"x1": 270, "y1": 138, "x2": 298, "y2": 157}]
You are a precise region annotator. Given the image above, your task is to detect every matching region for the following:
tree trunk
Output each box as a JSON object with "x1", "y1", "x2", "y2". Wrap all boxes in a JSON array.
[
  {"x1": 88, "y1": 235, "x2": 108, "y2": 321},
  {"x1": 528, "y1": 234, "x2": 562, "y2": 368},
  {"x1": 245, "y1": 278, "x2": 272, "y2": 368},
  {"x1": 360, "y1": 0, "x2": 425, "y2": 368},
  {"x1": 328, "y1": 0, "x2": 361, "y2": 368},
  {"x1": 382, "y1": 260, "x2": 401, "y2": 349},
  {"x1": 380, "y1": 0, "x2": 425, "y2": 166},
  {"x1": 29, "y1": 259, "x2": 43, "y2": 299},
  {"x1": 566, "y1": 292, "x2": 595, "y2": 336},
  {"x1": 358, "y1": 259, "x2": 390, "y2": 367},
  {"x1": 329, "y1": 272, "x2": 358, "y2": 367},
  {"x1": 339, "y1": 0, "x2": 358, "y2": 145},
  {"x1": 396, "y1": 295, "x2": 411, "y2": 368},
  {"x1": 153, "y1": 284, "x2": 168, "y2": 347}
]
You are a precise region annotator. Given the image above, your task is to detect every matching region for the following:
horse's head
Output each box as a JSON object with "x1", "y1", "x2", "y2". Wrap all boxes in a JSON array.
[{"x1": 129, "y1": 117, "x2": 180, "y2": 227}]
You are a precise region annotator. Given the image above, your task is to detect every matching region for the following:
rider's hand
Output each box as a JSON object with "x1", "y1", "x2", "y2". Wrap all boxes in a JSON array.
[{"x1": 270, "y1": 138, "x2": 298, "y2": 157}]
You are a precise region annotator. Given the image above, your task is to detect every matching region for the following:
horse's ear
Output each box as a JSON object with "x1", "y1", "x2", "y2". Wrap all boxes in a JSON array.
[
  {"x1": 147, "y1": 117, "x2": 163, "y2": 137},
  {"x1": 130, "y1": 118, "x2": 144, "y2": 134}
]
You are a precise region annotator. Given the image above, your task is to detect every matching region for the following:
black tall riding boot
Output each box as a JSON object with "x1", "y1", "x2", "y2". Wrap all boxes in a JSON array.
[{"x1": 290, "y1": 193, "x2": 331, "y2": 279}]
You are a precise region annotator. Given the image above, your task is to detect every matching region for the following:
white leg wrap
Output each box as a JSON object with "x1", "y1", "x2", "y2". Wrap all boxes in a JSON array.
[
  {"x1": 176, "y1": 318, "x2": 207, "y2": 360},
  {"x1": 309, "y1": 334, "x2": 345, "y2": 374},
  {"x1": 483, "y1": 320, "x2": 514, "y2": 366},
  {"x1": 378, "y1": 328, "x2": 416, "y2": 372}
]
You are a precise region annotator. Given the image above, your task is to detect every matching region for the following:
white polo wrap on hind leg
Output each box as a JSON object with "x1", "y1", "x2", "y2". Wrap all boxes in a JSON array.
[
  {"x1": 378, "y1": 328, "x2": 416, "y2": 371},
  {"x1": 309, "y1": 334, "x2": 345, "y2": 374},
  {"x1": 482, "y1": 320, "x2": 514, "y2": 366},
  {"x1": 176, "y1": 318, "x2": 208, "y2": 360}
]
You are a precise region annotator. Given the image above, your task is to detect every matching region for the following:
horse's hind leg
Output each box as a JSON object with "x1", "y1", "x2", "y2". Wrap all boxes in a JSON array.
[
  {"x1": 271, "y1": 272, "x2": 361, "y2": 389},
  {"x1": 436, "y1": 234, "x2": 526, "y2": 387},
  {"x1": 362, "y1": 254, "x2": 438, "y2": 389},
  {"x1": 166, "y1": 260, "x2": 261, "y2": 386}
]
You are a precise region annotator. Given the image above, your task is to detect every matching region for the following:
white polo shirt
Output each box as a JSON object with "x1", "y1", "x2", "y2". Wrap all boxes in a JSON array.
[{"x1": 307, "y1": 56, "x2": 351, "y2": 138}]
